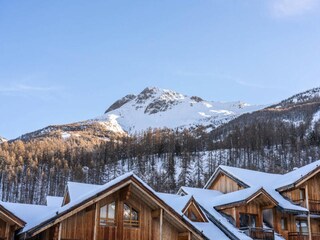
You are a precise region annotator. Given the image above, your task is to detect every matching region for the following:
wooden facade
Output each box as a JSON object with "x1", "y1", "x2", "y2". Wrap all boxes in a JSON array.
[
  {"x1": 0, "y1": 206, "x2": 25, "y2": 240},
  {"x1": 207, "y1": 172, "x2": 244, "y2": 194},
  {"x1": 2, "y1": 165, "x2": 319, "y2": 240},
  {"x1": 22, "y1": 176, "x2": 205, "y2": 240},
  {"x1": 207, "y1": 166, "x2": 320, "y2": 240},
  {"x1": 278, "y1": 169, "x2": 320, "y2": 240}
]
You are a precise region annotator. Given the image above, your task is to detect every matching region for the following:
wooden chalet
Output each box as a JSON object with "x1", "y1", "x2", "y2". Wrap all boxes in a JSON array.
[
  {"x1": 202, "y1": 161, "x2": 320, "y2": 240},
  {"x1": 15, "y1": 173, "x2": 217, "y2": 240},
  {"x1": 1, "y1": 161, "x2": 320, "y2": 240}
]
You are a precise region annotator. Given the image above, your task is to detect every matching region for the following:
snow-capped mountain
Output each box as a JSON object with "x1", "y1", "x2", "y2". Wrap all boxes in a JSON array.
[
  {"x1": 96, "y1": 87, "x2": 265, "y2": 133},
  {"x1": 16, "y1": 87, "x2": 265, "y2": 141}
]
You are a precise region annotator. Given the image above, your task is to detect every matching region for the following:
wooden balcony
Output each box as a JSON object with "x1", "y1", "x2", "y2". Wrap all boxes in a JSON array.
[
  {"x1": 292, "y1": 199, "x2": 320, "y2": 214},
  {"x1": 288, "y1": 232, "x2": 320, "y2": 240},
  {"x1": 240, "y1": 227, "x2": 274, "y2": 240}
]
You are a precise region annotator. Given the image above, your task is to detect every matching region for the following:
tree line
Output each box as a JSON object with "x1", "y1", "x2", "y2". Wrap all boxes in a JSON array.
[{"x1": 0, "y1": 119, "x2": 319, "y2": 204}]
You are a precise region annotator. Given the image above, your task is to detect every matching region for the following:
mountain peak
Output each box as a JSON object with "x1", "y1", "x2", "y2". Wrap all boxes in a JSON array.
[{"x1": 98, "y1": 87, "x2": 264, "y2": 133}]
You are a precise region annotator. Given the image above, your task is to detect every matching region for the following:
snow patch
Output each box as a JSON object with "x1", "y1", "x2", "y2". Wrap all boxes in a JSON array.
[{"x1": 61, "y1": 132, "x2": 71, "y2": 139}]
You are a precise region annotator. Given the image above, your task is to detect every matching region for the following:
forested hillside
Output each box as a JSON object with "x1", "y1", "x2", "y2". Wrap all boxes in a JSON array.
[
  {"x1": 1, "y1": 87, "x2": 320, "y2": 204},
  {"x1": 1, "y1": 119, "x2": 320, "y2": 204}
]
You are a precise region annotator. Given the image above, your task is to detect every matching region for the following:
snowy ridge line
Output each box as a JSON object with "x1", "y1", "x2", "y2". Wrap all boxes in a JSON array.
[{"x1": 94, "y1": 87, "x2": 266, "y2": 133}]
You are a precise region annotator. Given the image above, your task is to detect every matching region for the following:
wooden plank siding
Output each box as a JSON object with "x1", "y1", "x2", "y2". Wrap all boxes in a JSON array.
[
  {"x1": 0, "y1": 210, "x2": 25, "y2": 240},
  {"x1": 30, "y1": 182, "x2": 201, "y2": 240},
  {"x1": 208, "y1": 172, "x2": 243, "y2": 193}
]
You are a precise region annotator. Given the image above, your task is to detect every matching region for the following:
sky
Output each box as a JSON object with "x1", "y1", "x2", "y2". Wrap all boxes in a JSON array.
[{"x1": 1, "y1": 0, "x2": 320, "y2": 139}]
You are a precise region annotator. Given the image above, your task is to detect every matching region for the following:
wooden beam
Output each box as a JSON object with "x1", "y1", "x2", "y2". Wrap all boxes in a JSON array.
[
  {"x1": 5, "y1": 222, "x2": 10, "y2": 239},
  {"x1": 58, "y1": 222, "x2": 62, "y2": 240},
  {"x1": 232, "y1": 207, "x2": 237, "y2": 224},
  {"x1": 160, "y1": 208, "x2": 163, "y2": 240},
  {"x1": 305, "y1": 185, "x2": 312, "y2": 240},
  {"x1": 152, "y1": 209, "x2": 161, "y2": 218},
  {"x1": 93, "y1": 202, "x2": 99, "y2": 240},
  {"x1": 0, "y1": 208, "x2": 25, "y2": 227}
]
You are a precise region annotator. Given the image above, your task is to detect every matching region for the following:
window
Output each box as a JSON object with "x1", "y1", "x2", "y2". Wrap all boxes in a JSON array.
[
  {"x1": 100, "y1": 202, "x2": 116, "y2": 226},
  {"x1": 240, "y1": 213, "x2": 257, "y2": 228},
  {"x1": 188, "y1": 210, "x2": 198, "y2": 222},
  {"x1": 296, "y1": 220, "x2": 308, "y2": 235},
  {"x1": 281, "y1": 217, "x2": 288, "y2": 230},
  {"x1": 123, "y1": 203, "x2": 139, "y2": 228}
]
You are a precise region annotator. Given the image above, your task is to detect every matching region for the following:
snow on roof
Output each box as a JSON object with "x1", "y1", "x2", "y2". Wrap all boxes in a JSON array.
[
  {"x1": 17, "y1": 160, "x2": 319, "y2": 238},
  {"x1": 156, "y1": 192, "x2": 191, "y2": 213},
  {"x1": 67, "y1": 181, "x2": 101, "y2": 203},
  {"x1": 211, "y1": 161, "x2": 320, "y2": 193},
  {"x1": 216, "y1": 165, "x2": 281, "y2": 187},
  {"x1": 263, "y1": 186, "x2": 308, "y2": 213},
  {"x1": 191, "y1": 222, "x2": 231, "y2": 240},
  {"x1": 208, "y1": 187, "x2": 263, "y2": 207},
  {"x1": 179, "y1": 186, "x2": 223, "y2": 199},
  {"x1": 46, "y1": 196, "x2": 63, "y2": 207},
  {"x1": 1, "y1": 202, "x2": 58, "y2": 231},
  {"x1": 182, "y1": 190, "x2": 252, "y2": 240},
  {"x1": 274, "y1": 160, "x2": 320, "y2": 190},
  {"x1": 197, "y1": 186, "x2": 307, "y2": 213},
  {"x1": 18, "y1": 173, "x2": 230, "y2": 240},
  {"x1": 20, "y1": 172, "x2": 134, "y2": 234},
  {"x1": 181, "y1": 184, "x2": 308, "y2": 239},
  {"x1": 156, "y1": 192, "x2": 230, "y2": 240}
]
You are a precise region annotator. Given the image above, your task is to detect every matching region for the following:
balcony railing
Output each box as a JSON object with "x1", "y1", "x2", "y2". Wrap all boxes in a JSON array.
[
  {"x1": 240, "y1": 227, "x2": 274, "y2": 240},
  {"x1": 288, "y1": 232, "x2": 320, "y2": 240},
  {"x1": 292, "y1": 199, "x2": 320, "y2": 214}
]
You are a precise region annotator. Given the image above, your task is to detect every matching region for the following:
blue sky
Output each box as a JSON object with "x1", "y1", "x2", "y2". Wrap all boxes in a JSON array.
[{"x1": 1, "y1": 0, "x2": 320, "y2": 139}]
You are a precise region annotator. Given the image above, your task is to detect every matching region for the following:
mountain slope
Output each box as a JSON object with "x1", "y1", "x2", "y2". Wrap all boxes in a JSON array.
[
  {"x1": 96, "y1": 87, "x2": 265, "y2": 133},
  {"x1": 213, "y1": 87, "x2": 320, "y2": 142},
  {"x1": 16, "y1": 87, "x2": 264, "y2": 141}
]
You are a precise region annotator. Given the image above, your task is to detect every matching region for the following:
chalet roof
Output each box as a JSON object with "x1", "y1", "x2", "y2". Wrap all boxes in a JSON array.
[
  {"x1": 46, "y1": 196, "x2": 63, "y2": 207},
  {"x1": 204, "y1": 165, "x2": 282, "y2": 189},
  {"x1": 179, "y1": 186, "x2": 223, "y2": 199},
  {"x1": 19, "y1": 173, "x2": 210, "y2": 240},
  {"x1": 179, "y1": 188, "x2": 252, "y2": 240},
  {"x1": 156, "y1": 192, "x2": 191, "y2": 213},
  {"x1": 66, "y1": 181, "x2": 101, "y2": 203},
  {"x1": 20, "y1": 172, "x2": 134, "y2": 234},
  {"x1": 205, "y1": 161, "x2": 320, "y2": 193},
  {"x1": 1, "y1": 202, "x2": 55, "y2": 229},
  {"x1": 203, "y1": 165, "x2": 309, "y2": 213},
  {"x1": 178, "y1": 185, "x2": 308, "y2": 239},
  {"x1": 157, "y1": 192, "x2": 230, "y2": 240},
  {"x1": 275, "y1": 160, "x2": 320, "y2": 191}
]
